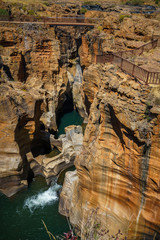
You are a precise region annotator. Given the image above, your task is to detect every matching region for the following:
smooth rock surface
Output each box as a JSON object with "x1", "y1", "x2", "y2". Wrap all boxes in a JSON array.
[
  {"x1": 59, "y1": 64, "x2": 160, "y2": 240},
  {"x1": 42, "y1": 125, "x2": 83, "y2": 184}
]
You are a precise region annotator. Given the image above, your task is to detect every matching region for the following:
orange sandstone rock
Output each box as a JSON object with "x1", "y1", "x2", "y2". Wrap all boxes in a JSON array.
[{"x1": 59, "y1": 64, "x2": 160, "y2": 239}]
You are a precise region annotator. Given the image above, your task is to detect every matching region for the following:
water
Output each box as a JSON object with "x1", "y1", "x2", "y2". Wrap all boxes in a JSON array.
[
  {"x1": 0, "y1": 176, "x2": 68, "y2": 240},
  {"x1": 0, "y1": 110, "x2": 83, "y2": 240},
  {"x1": 58, "y1": 110, "x2": 83, "y2": 136},
  {"x1": 46, "y1": 147, "x2": 61, "y2": 158},
  {"x1": 74, "y1": 64, "x2": 83, "y2": 83},
  {"x1": 24, "y1": 183, "x2": 61, "y2": 213},
  {"x1": 57, "y1": 166, "x2": 76, "y2": 185}
]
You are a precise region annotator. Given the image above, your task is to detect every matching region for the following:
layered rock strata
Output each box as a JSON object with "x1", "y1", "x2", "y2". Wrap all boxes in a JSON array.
[
  {"x1": 59, "y1": 64, "x2": 160, "y2": 240},
  {"x1": 27, "y1": 125, "x2": 83, "y2": 185},
  {"x1": 1, "y1": 5, "x2": 160, "y2": 239},
  {"x1": 0, "y1": 23, "x2": 87, "y2": 196}
]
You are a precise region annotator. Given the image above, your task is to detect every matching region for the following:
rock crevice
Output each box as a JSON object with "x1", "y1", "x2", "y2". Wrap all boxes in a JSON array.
[{"x1": 59, "y1": 64, "x2": 160, "y2": 240}]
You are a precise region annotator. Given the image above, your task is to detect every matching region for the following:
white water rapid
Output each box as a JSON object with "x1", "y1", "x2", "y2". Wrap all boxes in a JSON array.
[{"x1": 24, "y1": 183, "x2": 61, "y2": 213}]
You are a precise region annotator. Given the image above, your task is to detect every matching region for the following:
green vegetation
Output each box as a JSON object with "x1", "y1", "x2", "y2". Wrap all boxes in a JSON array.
[
  {"x1": 10, "y1": 2, "x2": 18, "y2": 6},
  {"x1": 83, "y1": 0, "x2": 96, "y2": 5},
  {"x1": 22, "y1": 6, "x2": 27, "y2": 11},
  {"x1": 21, "y1": 88, "x2": 27, "y2": 91},
  {"x1": 82, "y1": 0, "x2": 102, "y2": 6},
  {"x1": 155, "y1": 0, "x2": 159, "y2": 4},
  {"x1": 97, "y1": 25, "x2": 103, "y2": 32},
  {"x1": 3, "y1": 0, "x2": 46, "y2": 4},
  {"x1": 80, "y1": 7, "x2": 88, "y2": 14},
  {"x1": 28, "y1": 9, "x2": 35, "y2": 16},
  {"x1": 144, "y1": 102, "x2": 152, "y2": 122},
  {"x1": 43, "y1": 1, "x2": 51, "y2": 6},
  {"x1": 0, "y1": 8, "x2": 9, "y2": 16},
  {"x1": 2, "y1": 0, "x2": 159, "y2": 6},
  {"x1": 119, "y1": 14, "x2": 131, "y2": 22},
  {"x1": 125, "y1": 0, "x2": 144, "y2": 6}
]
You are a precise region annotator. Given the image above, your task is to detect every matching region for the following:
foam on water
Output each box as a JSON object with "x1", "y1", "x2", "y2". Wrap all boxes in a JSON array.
[{"x1": 24, "y1": 183, "x2": 61, "y2": 213}]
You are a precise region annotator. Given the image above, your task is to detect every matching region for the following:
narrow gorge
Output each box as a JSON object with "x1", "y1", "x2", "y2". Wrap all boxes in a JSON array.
[
  {"x1": 1, "y1": 1, "x2": 160, "y2": 240},
  {"x1": 0, "y1": 22, "x2": 88, "y2": 196},
  {"x1": 0, "y1": 18, "x2": 89, "y2": 239}
]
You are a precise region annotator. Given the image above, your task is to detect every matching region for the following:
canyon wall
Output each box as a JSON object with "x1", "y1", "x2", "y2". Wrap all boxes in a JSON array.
[
  {"x1": 59, "y1": 63, "x2": 160, "y2": 239},
  {"x1": 60, "y1": 62, "x2": 160, "y2": 239},
  {"x1": 1, "y1": 6, "x2": 160, "y2": 240},
  {"x1": 0, "y1": 23, "x2": 90, "y2": 196},
  {"x1": 59, "y1": 14, "x2": 160, "y2": 240}
]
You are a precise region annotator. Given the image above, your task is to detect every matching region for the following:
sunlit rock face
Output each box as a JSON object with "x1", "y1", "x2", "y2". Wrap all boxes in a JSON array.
[
  {"x1": 59, "y1": 64, "x2": 160, "y2": 240},
  {"x1": 0, "y1": 84, "x2": 44, "y2": 197}
]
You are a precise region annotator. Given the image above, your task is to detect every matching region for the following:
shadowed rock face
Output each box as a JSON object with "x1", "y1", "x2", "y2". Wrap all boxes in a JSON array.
[
  {"x1": 0, "y1": 23, "x2": 88, "y2": 197},
  {"x1": 59, "y1": 64, "x2": 160, "y2": 240}
]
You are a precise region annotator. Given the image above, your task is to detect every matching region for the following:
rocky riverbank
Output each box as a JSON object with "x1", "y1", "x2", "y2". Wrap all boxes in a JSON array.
[
  {"x1": 0, "y1": 22, "x2": 89, "y2": 196},
  {"x1": 1, "y1": 1, "x2": 160, "y2": 239}
]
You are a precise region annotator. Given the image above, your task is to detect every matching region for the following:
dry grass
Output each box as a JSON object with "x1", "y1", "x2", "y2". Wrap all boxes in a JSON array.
[
  {"x1": 2, "y1": 0, "x2": 157, "y2": 6},
  {"x1": 150, "y1": 85, "x2": 160, "y2": 106},
  {"x1": 42, "y1": 219, "x2": 57, "y2": 240},
  {"x1": 3, "y1": 0, "x2": 45, "y2": 4},
  {"x1": 151, "y1": 85, "x2": 160, "y2": 98}
]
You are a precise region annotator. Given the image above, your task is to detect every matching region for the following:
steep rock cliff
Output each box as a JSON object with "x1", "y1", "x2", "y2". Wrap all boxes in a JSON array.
[
  {"x1": 0, "y1": 23, "x2": 88, "y2": 196},
  {"x1": 59, "y1": 64, "x2": 160, "y2": 240}
]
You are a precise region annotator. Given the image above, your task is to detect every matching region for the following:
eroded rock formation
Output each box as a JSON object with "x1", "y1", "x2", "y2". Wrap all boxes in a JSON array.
[
  {"x1": 0, "y1": 23, "x2": 88, "y2": 197},
  {"x1": 59, "y1": 64, "x2": 160, "y2": 240},
  {"x1": 1, "y1": 3, "x2": 160, "y2": 239},
  {"x1": 58, "y1": 10, "x2": 160, "y2": 240},
  {"x1": 35, "y1": 125, "x2": 83, "y2": 185}
]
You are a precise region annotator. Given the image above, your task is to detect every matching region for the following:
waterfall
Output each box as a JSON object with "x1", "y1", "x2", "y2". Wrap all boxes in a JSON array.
[
  {"x1": 24, "y1": 183, "x2": 61, "y2": 213},
  {"x1": 74, "y1": 64, "x2": 83, "y2": 83},
  {"x1": 24, "y1": 36, "x2": 29, "y2": 50}
]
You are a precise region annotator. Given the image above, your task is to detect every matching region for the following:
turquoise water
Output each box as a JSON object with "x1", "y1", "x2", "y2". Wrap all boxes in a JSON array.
[
  {"x1": 0, "y1": 110, "x2": 83, "y2": 240},
  {"x1": 58, "y1": 166, "x2": 76, "y2": 185},
  {"x1": 0, "y1": 176, "x2": 68, "y2": 240},
  {"x1": 58, "y1": 110, "x2": 83, "y2": 136}
]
